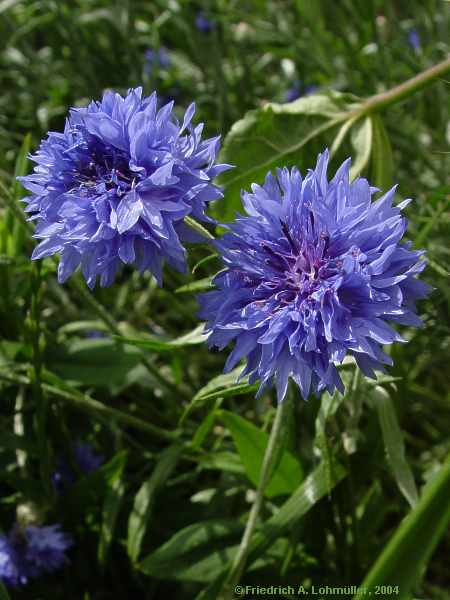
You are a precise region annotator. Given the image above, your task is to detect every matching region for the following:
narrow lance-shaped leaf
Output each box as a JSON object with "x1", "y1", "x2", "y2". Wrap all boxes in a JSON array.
[
  {"x1": 179, "y1": 367, "x2": 257, "y2": 425},
  {"x1": 127, "y1": 443, "x2": 182, "y2": 564},
  {"x1": 195, "y1": 461, "x2": 347, "y2": 599},
  {"x1": 0, "y1": 578, "x2": 11, "y2": 600},
  {"x1": 374, "y1": 386, "x2": 419, "y2": 507},
  {"x1": 349, "y1": 116, "x2": 373, "y2": 180},
  {"x1": 139, "y1": 519, "x2": 243, "y2": 581},
  {"x1": 114, "y1": 323, "x2": 208, "y2": 352},
  {"x1": 370, "y1": 114, "x2": 394, "y2": 190},
  {"x1": 355, "y1": 453, "x2": 450, "y2": 599},
  {"x1": 98, "y1": 451, "x2": 127, "y2": 565}
]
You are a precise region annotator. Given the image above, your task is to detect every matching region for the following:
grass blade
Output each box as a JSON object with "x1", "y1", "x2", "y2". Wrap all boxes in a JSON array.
[{"x1": 355, "y1": 453, "x2": 450, "y2": 599}]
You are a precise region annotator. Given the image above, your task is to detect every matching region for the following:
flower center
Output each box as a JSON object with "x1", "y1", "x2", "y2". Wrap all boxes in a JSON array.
[
  {"x1": 68, "y1": 135, "x2": 136, "y2": 198},
  {"x1": 254, "y1": 220, "x2": 335, "y2": 307}
]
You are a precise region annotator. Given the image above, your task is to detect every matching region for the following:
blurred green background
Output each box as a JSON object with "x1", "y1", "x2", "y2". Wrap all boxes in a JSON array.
[{"x1": 0, "y1": 1, "x2": 449, "y2": 599}]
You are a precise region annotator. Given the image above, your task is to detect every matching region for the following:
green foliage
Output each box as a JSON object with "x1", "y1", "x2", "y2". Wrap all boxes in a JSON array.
[
  {"x1": 0, "y1": 1, "x2": 449, "y2": 598},
  {"x1": 375, "y1": 386, "x2": 419, "y2": 508},
  {"x1": 219, "y1": 409, "x2": 303, "y2": 498},
  {"x1": 127, "y1": 443, "x2": 182, "y2": 564},
  {"x1": 357, "y1": 454, "x2": 450, "y2": 599}
]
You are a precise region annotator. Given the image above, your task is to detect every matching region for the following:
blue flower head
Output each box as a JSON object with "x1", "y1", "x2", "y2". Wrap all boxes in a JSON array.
[
  {"x1": 407, "y1": 28, "x2": 420, "y2": 51},
  {"x1": 284, "y1": 82, "x2": 317, "y2": 103},
  {"x1": 284, "y1": 81, "x2": 301, "y2": 103},
  {"x1": 144, "y1": 47, "x2": 170, "y2": 75},
  {"x1": 19, "y1": 88, "x2": 231, "y2": 287},
  {"x1": 0, "y1": 524, "x2": 72, "y2": 587},
  {"x1": 199, "y1": 151, "x2": 430, "y2": 401},
  {"x1": 0, "y1": 536, "x2": 22, "y2": 587},
  {"x1": 21, "y1": 525, "x2": 72, "y2": 579},
  {"x1": 196, "y1": 11, "x2": 215, "y2": 33},
  {"x1": 52, "y1": 441, "x2": 104, "y2": 492}
]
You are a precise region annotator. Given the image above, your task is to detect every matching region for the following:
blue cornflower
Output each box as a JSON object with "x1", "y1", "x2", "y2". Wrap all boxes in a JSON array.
[
  {"x1": 19, "y1": 88, "x2": 231, "y2": 287},
  {"x1": 144, "y1": 47, "x2": 170, "y2": 76},
  {"x1": 73, "y1": 441, "x2": 104, "y2": 473},
  {"x1": 196, "y1": 11, "x2": 214, "y2": 33},
  {"x1": 407, "y1": 29, "x2": 420, "y2": 51},
  {"x1": 284, "y1": 81, "x2": 317, "y2": 103},
  {"x1": 284, "y1": 81, "x2": 301, "y2": 102},
  {"x1": 199, "y1": 150, "x2": 429, "y2": 401},
  {"x1": 52, "y1": 441, "x2": 104, "y2": 491},
  {"x1": 0, "y1": 524, "x2": 72, "y2": 587},
  {"x1": 0, "y1": 536, "x2": 22, "y2": 587}
]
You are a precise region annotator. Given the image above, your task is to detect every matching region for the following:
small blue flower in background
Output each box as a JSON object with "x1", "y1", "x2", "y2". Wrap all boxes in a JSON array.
[
  {"x1": 52, "y1": 441, "x2": 104, "y2": 492},
  {"x1": 284, "y1": 81, "x2": 317, "y2": 103},
  {"x1": 196, "y1": 11, "x2": 215, "y2": 33},
  {"x1": 73, "y1": 441, "x2": 104, "y2": 473},
  {"x1": 407, "y1": 28, "x2": 420, "y2": 51},
  {"x1": 200, "y1": 150, "x2": 430, "y2": 401},
  {"x1": 0, "y1": 535, "x2": 21, "y2": 587},
  {"x1": 0, "y1": 524, "x2": 72, "y2": 587},
  {"x1": 144, "y1": 47, "x2": 170, "y2": 76},
  {"x1": 85, "y1": 329, "x2": 107, "y2": 338},
  {"x1": 284, "y1": 80, "x2": 301, "y2": 102},
  {"x1": 19, "y1": 88, "x2": 231, "y2": 287}
]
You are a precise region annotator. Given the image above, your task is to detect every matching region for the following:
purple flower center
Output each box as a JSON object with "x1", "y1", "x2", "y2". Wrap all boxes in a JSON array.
[
  {"x1": 68, "y1": 136, "x2": 135, "y2": 198},
  {"x1": 245, "y1": 216, "x2": 345, "y2": 312}
]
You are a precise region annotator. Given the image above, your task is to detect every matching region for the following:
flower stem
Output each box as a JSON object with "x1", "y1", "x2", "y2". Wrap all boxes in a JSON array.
[
  {"x1": 0, "y1": 370, "x2": 179, "y2": 442},
  {"x1": 70, "y1": 275, "x2": 187, "y2": 399},
  {"x1": 184, "y1": 215, "x2": 215, "y2": 240},
  {"x1": 219, "y1": 394, "x2": 291, "y2": 599},
  {"x1": 354, "y1": 55, "x2": 450, "y2": 117}
]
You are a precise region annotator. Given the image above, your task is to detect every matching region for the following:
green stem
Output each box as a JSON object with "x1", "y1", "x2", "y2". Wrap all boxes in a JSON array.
[
  {"x1": 219, "y1": 396, "x2": 290, "y2": 599},
  {"x1": 0, "y1": 371, "x2": 178, "y2": 442},
  {"x1": 70, "y1": 276, "x2": 120, "y2": 335},
  {"x1": 184, "y1": 216, "x2": 215, "y2": 240},
  {"x1": 69, "y1": 275, "x2": 186, "y2": 398},
  {"x1": 29, "y1": 262, "x2": 53, "y2": 497},
  {"x1": 353, "y1": 56, "x2": 450, "y2": 117}
]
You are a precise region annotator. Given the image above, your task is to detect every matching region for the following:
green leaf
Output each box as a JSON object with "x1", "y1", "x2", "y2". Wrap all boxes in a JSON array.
[
  {"x1": 219, "y1": 410, "x2": 303, "y2": 498},
  {"x1": 349, "y1": 116, "x2": 373, "y2": 180},
  {"x1": 370, "y1": 114, "x2": 394, "y2": 190},
  {"x1": 52, "y1": 338, "x2": 142, "y2": 394},
  {"x1": 139, "y1": 519, "x2": 243, "y2": 582},
  {"x1": 198, "y1": 460, "x2": 347, "y2": 596},
  {"x1": 67, "y1": 451, "x2": 128, "y2": 521},
  {"x1": 190, "y1": 403, "x2": 219, "y2": 450},
  {"x1": 0, "y1": 578, "x2": 11, "y2": 600},
  {"x1": 114, "y1": 324, "x2": 208, "y2": 352},
  {"x1": 314, "y1": 390, "x2": 345, "y2": 483},
  {"x1": 355, "y1": 454, "x2": 450, "y2": 599},
  {"x1": 248, "y1": 460, "x2": 347, "y2": 562},
  {"x1": 175, "y1": 276, "x2": 214, "y2": 294},
  {"x1": 98, "y1": 451, "x2": 127, "y2": 566},
  {"x1": 179, "y1": 367, "x2": 257, "y2": 425},
  {"x1": 192, "y1": 253, "x2": 219, "y2": 274},
  {"x1": 374, "y1": 386, "x2": 419, "y2": 508},
  {"x1": 127, "y1": 444, "x2": 182, "y2": 564},
  {"x1": 58, "y1": 320, "x2": 109, "y2": 335},
  {"x1": 197, "y1": 451, "x2": 245, "y2": 475},
  {"x1": 215, "y1": 92, "x2": 357, "y2": 221},
  {"x1": 12, "y1": 133, "x2": 31, "y2": 199}
]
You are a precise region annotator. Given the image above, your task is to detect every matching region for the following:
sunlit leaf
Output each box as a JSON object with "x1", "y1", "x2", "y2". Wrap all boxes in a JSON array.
[
  {"x1": 219, "y1": 410, "x2": 303, "y2": 498},
  {"x1": 216, "y1": 92, "x2": 358, "y2": 220},
  {"x1": 115, "y1": 324, "x2": 208, "y2": 352}
]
